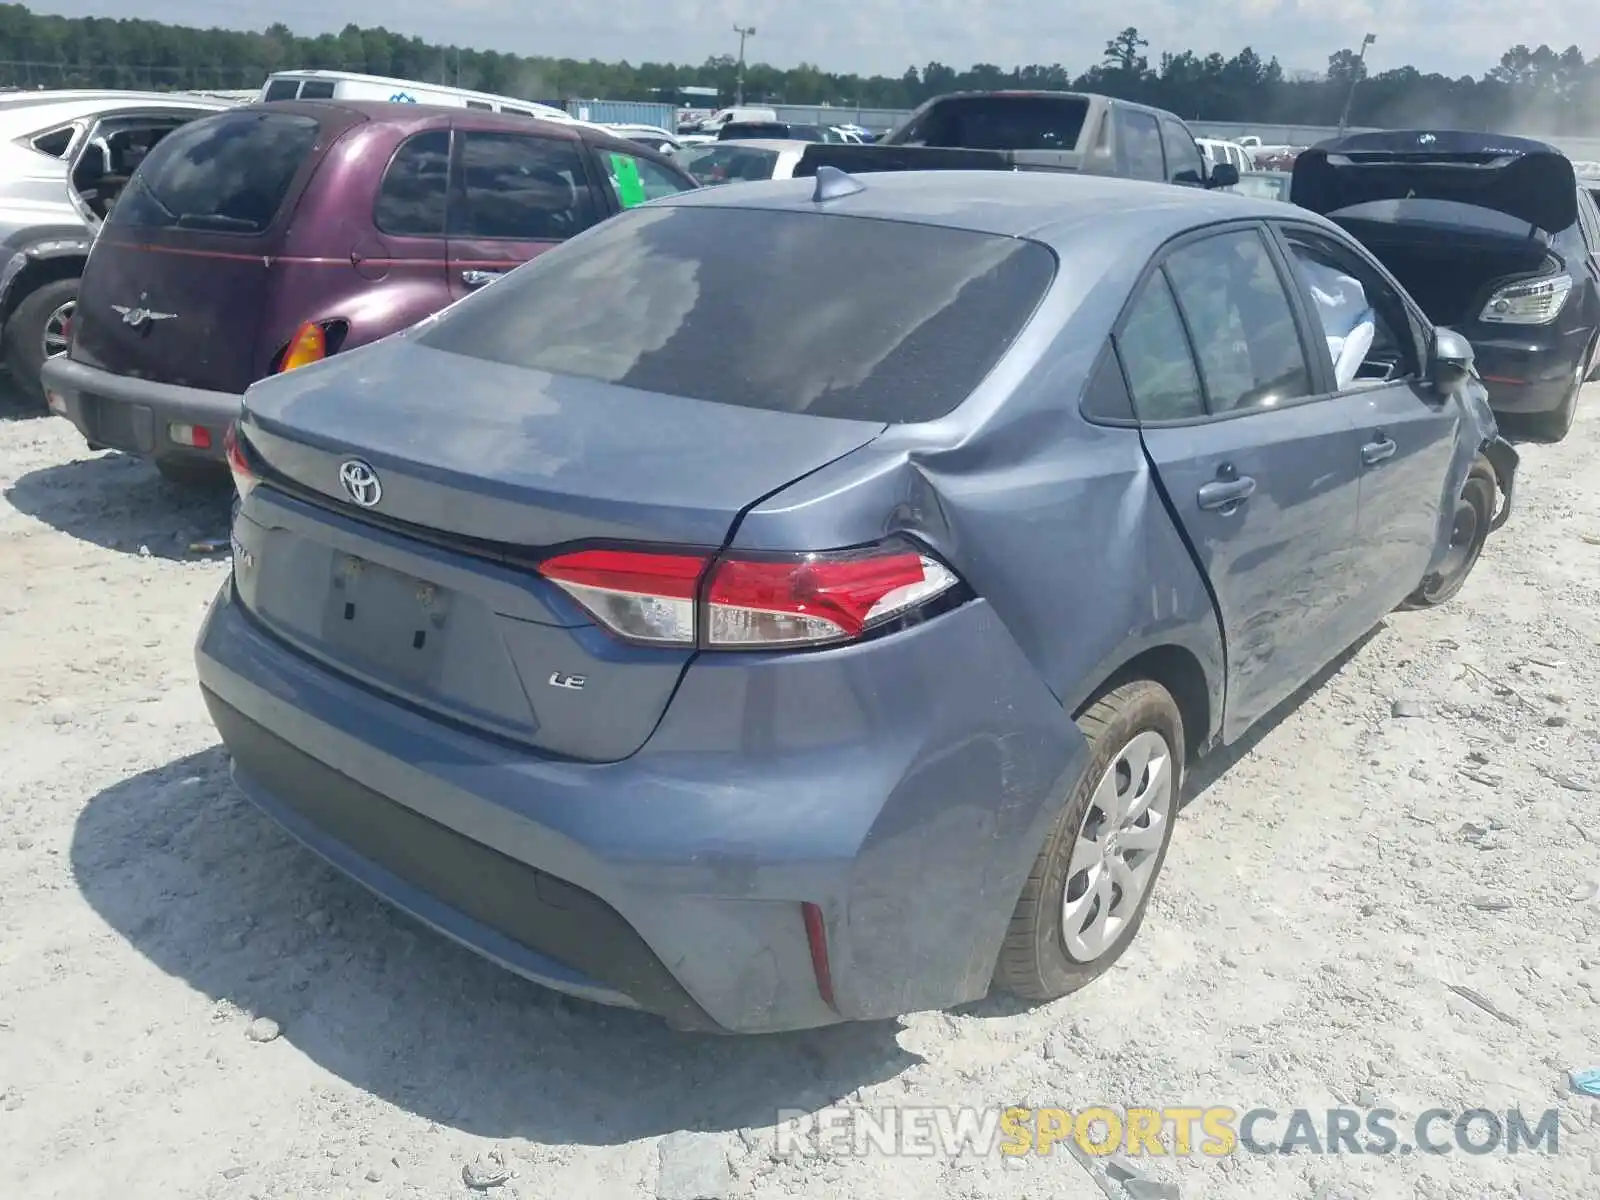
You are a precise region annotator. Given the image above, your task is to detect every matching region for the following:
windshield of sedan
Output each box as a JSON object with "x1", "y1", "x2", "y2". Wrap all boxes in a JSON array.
[{"x1": 419, "y1": 205, "x2": 1057, "y2": 423}]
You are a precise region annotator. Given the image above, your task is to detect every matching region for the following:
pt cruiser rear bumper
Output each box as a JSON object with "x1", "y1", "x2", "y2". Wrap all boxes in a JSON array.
[{"x1": 41, "y1": 355, "x2": 238, "y2": 468}]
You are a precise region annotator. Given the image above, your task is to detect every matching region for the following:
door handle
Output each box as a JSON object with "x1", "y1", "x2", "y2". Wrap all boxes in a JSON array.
[
  {"x1": 1362, "y1": 436, "x2": 1397, "y2": 466},
  {"x1": 461, "y1": 269, "x2": 503, "y2": 288},
  {"x1": 1197, "y1": 475, "x2": 1256, "y2": 511}
]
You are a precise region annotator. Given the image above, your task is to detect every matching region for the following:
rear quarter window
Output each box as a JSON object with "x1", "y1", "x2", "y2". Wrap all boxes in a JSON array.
[
  {"x1": 419, "y1": 206, "x2": 1057, "y2": 423},
  {"x1": 107, "y1": 110, "x2": 322, "y2": 235}
]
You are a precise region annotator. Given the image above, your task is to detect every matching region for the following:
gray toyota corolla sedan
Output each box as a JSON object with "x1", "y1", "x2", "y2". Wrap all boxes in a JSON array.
[{"x1": 198, "y1": 167, "x2": 1517, "y2": 1034}]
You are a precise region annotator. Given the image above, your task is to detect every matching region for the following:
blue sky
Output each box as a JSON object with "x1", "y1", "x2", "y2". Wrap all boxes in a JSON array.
[{"x1": 26, "y1": 1, "x2": 1600, "y2": 79}]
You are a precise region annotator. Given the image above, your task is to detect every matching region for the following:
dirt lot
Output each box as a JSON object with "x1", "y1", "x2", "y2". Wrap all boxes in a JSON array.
[{"x1": 2, "y1": 390, "x2": 1598, "y2": 1200}]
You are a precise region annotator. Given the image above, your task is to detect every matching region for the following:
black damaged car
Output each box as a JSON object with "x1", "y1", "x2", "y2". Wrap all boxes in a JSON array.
[{"x1": 1292, "y1": 130, "x2": 1600, "y2": 443}]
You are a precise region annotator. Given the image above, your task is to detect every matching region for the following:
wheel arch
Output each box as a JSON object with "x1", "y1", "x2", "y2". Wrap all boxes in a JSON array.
[
  {"x1": 0, "y1": 237, "x2": 89, "y2": 328},
  {"x1": 1077, "y1": 641, "x2": 1218, "y2": 763}
]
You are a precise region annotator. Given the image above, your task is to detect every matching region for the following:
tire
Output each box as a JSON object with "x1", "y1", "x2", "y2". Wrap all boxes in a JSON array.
[
  {"x1": 994, "y1": 679, "x2": 1184, "y2": 1002},
  {"x1": 1519, "y1": 342, "x2": 1591, "y2": 444},
  {"x1": 1403, "y1": 459, "x2": 1495, "y2": 609},
  {"x1": 3, "y1": 276, "x2": 78, "y2": 407},
  {"x1": 155, "y1": 458, "x2": 229, "y2": 488}
]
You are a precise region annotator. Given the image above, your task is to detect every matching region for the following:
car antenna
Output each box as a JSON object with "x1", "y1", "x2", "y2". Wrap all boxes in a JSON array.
[{"x1": 812, "y1": 165, "x2": 866, "y2": 202}]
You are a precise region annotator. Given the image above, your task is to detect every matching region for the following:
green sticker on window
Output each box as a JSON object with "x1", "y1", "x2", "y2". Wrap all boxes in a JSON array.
[{"x1": 609, "y1": 153, "x2": 647, "y2": 208}]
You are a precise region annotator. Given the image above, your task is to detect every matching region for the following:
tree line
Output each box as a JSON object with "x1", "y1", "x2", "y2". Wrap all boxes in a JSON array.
[{"x1": 0, "y1": 5, "x2": 1598, "y2": 133}]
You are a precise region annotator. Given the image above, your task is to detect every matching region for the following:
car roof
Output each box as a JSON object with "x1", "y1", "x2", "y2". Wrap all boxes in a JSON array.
[
  {"x1": 0, "y1": 93, "x2": 233, "y2": 135},
  {"x1": 257, "y1": 98, "x2": 590, "y2": 140},
  {"x1": 656, "y1": 169, "x2": 1304, "y2": 246}
]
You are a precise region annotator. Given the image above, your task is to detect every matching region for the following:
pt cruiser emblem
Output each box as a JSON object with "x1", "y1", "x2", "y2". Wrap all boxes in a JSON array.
[
  {"x1": 111, "y1": 292, "x2": 176, "y2": 328},
  {"x1": 338, "y1": 459, "x2": 383, "y2": 508}
]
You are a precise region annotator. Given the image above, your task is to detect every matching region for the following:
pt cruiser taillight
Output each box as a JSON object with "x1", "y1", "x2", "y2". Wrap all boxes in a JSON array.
[{"x1": 538, "y1": 539, "x2": 962, "y2": 649}]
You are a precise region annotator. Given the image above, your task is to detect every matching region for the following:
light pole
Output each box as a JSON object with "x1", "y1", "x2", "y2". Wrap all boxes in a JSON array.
[
  {"x1": 733, "y1": 23, "x2": 756, "y2": 106},
  {"x1": 1337, "y1": 33, "x2": 1376, "y2": 134}
]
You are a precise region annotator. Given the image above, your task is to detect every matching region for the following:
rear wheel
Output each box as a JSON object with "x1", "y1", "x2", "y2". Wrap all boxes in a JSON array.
[
  {"x1": 4, "y1": 276, "x2": 78, "y2": 407},
  {"x1": 995, "y1": 679, "x2": 1183, "y2": 1002},
  {"x1": 1404, "y1": 459, "x2": 1495, "y2": 609}
]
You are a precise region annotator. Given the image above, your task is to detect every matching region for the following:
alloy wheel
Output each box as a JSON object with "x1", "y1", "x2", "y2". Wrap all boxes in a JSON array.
[
  {"x1": 42, "y1": 299, "x2": 75, "y2": 360},
  {"x1": 1061, "y1": 729, "x2": 1175, "y2": 962}
]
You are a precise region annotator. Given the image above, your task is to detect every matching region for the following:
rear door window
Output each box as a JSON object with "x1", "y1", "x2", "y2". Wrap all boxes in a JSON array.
[
  {"x1": 449, "y1": 131, "x2": 599, "y2": 240},
  {"x1": 598, "y1": 148, "x2": 694, "y2": 208},
  {"x1": 262, "y1": 79, "x2": 300, "y2": 102},
  {"x1": 298, "y1": 80, "x2": 336, "y2": 100},
  {"x1": 375, "y1": 130, "x2": 450, "y2": 237},
  {"x1": 1122, "y1": 111, "x2": 1164, "y2": 182},
  {"x1": 1162, "y1": 229, "x2": 1314, "y2": 414},
  {"x1": 1115, "y1": 274, "x2": 1206, "y2": 421},
  {"x1": 419, "y1": 206, "x2": 1057, "y2": 423},
  {"x1": 105, "y1": 110, "x2": 322, "y2": 235},
  {"x1": 1581, "y1": 187, "x2": 1600, "y2": 250}
]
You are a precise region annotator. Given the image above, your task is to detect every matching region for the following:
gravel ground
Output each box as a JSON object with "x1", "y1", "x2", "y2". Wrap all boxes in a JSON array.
[{"x1": 2, "y1": 388, "x2": 1598, "y2": 1200}]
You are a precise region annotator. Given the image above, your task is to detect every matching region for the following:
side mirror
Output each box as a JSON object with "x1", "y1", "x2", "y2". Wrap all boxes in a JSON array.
[
  {"x1": 1206, "y1": 162, "x2": 1240, "y2": 189},
  {"x1": 1431, "y1": 327, "x2": 1476, "y2": 393}
]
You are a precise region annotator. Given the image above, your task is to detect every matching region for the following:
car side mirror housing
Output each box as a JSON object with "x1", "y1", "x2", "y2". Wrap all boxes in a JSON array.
[
  {"x1": 1431, "y1": 327, "x2": 1476, "y2": 393},
  {"x1": 1206, "y1": 162, "x2": 1240, "y2": 189}
]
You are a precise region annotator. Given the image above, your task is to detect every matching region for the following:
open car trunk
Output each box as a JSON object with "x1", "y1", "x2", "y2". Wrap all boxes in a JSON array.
[
  {"x1": 1293, "y1": 131, "x2": 1578, "y2": 328},
  {"x1": 1326, "y1": 208, "x2": 1558, "y2": 326}
]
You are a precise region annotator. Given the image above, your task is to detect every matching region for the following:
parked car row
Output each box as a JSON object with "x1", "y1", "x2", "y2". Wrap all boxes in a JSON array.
[{"x1": 11, "y1": 94, "x2": 1595, "y2": 1036}]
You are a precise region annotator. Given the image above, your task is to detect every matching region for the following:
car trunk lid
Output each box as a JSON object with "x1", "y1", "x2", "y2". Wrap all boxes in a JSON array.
[
  {"x1": 1291, "y1": 130, "x2": 1579, "y2": 234},
  {"x1": 68, "y1": 105, "x2": 351, "y2": 394},
  {"x1": 230, "y1": 338, "x2": 888, "y2": 761}
]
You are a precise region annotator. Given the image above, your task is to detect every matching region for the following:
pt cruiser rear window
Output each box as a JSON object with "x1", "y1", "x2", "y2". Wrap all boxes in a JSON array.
[
  {"x1": 419, "y1": 206, "x2": 1057, "y2": 423},
  {"x1": 108, "y1": 111, "x2": 321, "y2": 235}
]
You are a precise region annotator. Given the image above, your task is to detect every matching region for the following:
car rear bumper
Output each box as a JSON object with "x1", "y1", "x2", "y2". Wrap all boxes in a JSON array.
[
  {"x1": 41, "y1": 355, "x2": 239, "y2": 465},
  {"x1": 1473, "y1": 337, "x2": 1585, "y2": 415},
  {"x1": 195, "y1": 579, "x2": 1086, "y2": 1034}
]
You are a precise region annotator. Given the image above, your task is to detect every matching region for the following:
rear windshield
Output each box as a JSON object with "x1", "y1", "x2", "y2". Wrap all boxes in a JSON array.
[
  {"x1": 419, "y1": 206, "x2": 1056, "y2": 423},
  {"x1": 889, "y1": 96, "x2": 1089, "y2": 151},
  {"x1": 106, "y1": 110, "x2": 321, "y2": 235},
  {"x1": 719, "y1": 123, "x2": 789, "y2": 140},
  {"x1": 682, "y1": 144, "x2": 782, "y2": 184}
]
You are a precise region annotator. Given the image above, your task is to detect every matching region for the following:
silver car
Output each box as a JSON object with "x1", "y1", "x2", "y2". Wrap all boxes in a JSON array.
[{"x1": 0, "y1": 90, "x2": 231, "y2": 403}]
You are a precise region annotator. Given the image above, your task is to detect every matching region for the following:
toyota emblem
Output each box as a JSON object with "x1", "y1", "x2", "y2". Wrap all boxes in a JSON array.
[{"x1": 338, "y1": 459, "x2": 382, "y2": 508}]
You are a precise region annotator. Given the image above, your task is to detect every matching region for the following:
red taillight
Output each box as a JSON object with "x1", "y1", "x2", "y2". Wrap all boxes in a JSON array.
[
  {"x1": 801, "y1": 902, "x2": 836, "y2": 1008},
  {"x1": 536, "y1": 539, "x2": 960, "y2": 649},
  {"x1": 223, "y1": 422, "x2": 257, "y2": 500}
]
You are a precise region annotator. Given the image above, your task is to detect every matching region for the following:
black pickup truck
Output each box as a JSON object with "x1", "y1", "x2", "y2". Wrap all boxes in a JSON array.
[{"x1": 795, "y1": 91, "x2": 1237, "y2": 189}]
